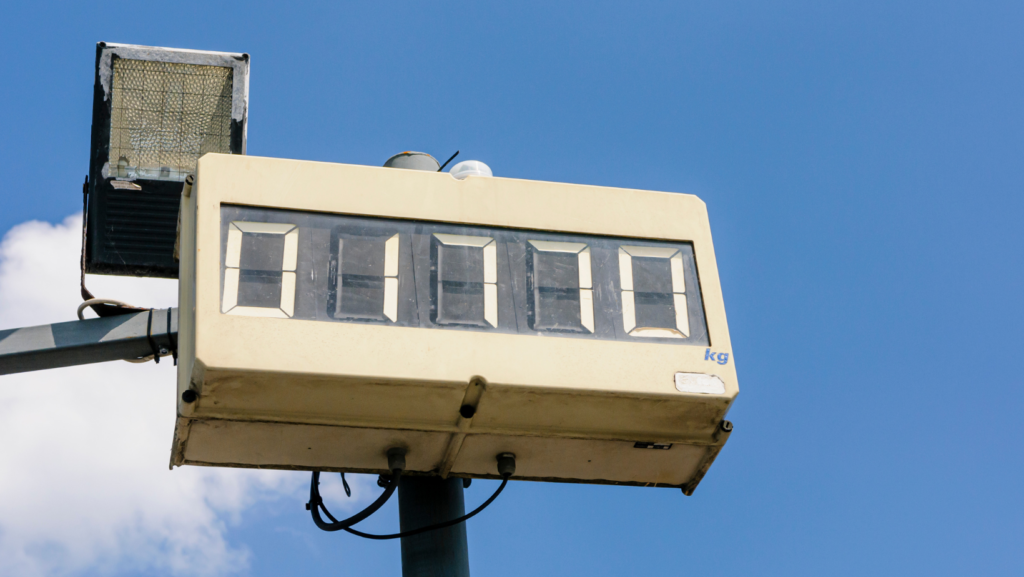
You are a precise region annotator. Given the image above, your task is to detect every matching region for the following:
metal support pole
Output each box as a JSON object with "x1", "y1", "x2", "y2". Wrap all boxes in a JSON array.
[
  {"x1": 398, "y1": 477, "x2": 470, "y2": 577},
  {"x1": 0, "y1": 308, "x2": 177, "y2": 375},
  {"x1": 382, "y1": 151, "x2": 470, "y2": 576}
]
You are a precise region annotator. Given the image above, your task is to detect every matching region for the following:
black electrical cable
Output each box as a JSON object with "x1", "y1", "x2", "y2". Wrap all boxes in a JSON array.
[
  {"x1": 340, "y1": 476, "x2": 509, "y2": 540},
  {"x1": 340, "y1": 472, "x2": 351, "y2": 497},
  {"x1": 308, "y1": 452, "x2": 515, "y2": 538},
  {"x1": 307, "y1": 470, "x2": 400, "y2": 532}
]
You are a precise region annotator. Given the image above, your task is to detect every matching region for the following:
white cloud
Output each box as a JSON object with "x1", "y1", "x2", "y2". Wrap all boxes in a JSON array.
[{"x1": 0, "y1": 216, "x2": 373, "y2": 577}]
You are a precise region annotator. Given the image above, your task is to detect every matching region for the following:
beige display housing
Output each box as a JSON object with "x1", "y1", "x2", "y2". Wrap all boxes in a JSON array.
[{"x1": 173, "y1": 154, "x2": 737, "y2": 494}]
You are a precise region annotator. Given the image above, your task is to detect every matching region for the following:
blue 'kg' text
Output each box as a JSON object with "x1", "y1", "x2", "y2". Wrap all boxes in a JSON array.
[{"x1": 705, "y1": 349, "x2": 729, "y2": 365}]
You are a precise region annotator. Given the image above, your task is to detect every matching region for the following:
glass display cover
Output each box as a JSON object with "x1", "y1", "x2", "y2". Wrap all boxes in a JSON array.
[{"x1": 219, "y1": 205, "x2": 710, "y2": 346}]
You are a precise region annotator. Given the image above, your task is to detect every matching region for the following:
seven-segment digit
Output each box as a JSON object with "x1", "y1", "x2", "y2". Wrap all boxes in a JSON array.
[
  {"x1": 617, "y1": 246, "x2": 689, "y2": 338},
  {"x1": 431, "y1": 233, "x2": 497, "y2": 327},
  {"x1": 526, "y1": 240, "x2": 594, "y2": 333},
  {"x1": 222, "y1": 221, "x2": 298, "y2": 318},
  {"x1": 331, "y1": 233, "x2": 400, "y2": 322}
]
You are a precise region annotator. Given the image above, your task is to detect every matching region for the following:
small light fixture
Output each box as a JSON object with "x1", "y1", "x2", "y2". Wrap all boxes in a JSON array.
[{"x1": 449, "y1": 160, "x2": 492, "y2": 180}]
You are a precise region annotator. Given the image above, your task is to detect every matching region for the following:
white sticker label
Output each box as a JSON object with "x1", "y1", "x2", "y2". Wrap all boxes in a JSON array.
[{"x1": 674, "y1": 373, "x2": 726, "y2": 395}]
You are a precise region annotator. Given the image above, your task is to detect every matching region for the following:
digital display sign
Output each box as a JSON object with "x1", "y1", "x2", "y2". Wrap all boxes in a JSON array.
[
  {"x1": 219, "y1": 206, "x2": 710, "y2": 345},
  {"x1": 173, "y1": 155, "x2": 737, "y2": 494}
]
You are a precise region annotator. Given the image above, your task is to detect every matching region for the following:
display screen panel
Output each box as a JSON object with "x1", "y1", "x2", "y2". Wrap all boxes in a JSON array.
[{"x1": 219, "y1": 205, "x2": 710, "y2": 346}]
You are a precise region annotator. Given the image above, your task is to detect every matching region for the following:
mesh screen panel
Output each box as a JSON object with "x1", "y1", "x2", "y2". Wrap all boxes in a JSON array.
[{"x1": 109, "y1": 59, "x2": 233, "y2": 181}]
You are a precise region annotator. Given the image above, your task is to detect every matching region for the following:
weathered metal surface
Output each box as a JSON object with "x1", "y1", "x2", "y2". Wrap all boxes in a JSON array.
[{"x1": 0, "y1": 308, "x2": 177, "y2": 375}]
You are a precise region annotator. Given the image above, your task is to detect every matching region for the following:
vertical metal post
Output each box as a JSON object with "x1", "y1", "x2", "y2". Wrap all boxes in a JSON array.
[
  {"x1": 382, "y1": 151, "x2": 470, "y2": 576},
  {"x1": 398, "y1": 477, "x2": 470, "y2": 577}
]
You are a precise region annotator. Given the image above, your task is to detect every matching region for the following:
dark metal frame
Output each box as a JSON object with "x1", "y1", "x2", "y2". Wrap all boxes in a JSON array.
[{"x1": 86, "y1": 42, "x2": 249, "y2": 278}]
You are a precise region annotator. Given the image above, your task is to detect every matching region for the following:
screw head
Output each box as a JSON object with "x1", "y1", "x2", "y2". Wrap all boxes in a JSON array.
[
  {"x1": 181, "y1": 389, "x2": 198, "y2": 403},
  {"x1": 720, "y1": 420, "x2": 733, "y2": 433}
]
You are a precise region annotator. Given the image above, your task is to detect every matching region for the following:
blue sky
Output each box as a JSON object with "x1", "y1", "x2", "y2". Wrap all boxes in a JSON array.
[{"x1": 1, "y1": 1, "x2": 1022, "y2": 575}]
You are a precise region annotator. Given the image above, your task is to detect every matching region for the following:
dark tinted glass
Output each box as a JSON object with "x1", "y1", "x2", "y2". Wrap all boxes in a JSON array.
[{"x1": 220, "y1": 205, "x2": 710, "y2": 346}]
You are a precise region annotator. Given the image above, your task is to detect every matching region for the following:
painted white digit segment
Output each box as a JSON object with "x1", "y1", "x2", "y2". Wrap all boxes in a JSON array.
[
  {"x1": 222, "y1": 221, "x2": 298, "y2": 318},
  {"x1": 528, "y1": 240, "x2": 595, "y2": 333},
  {"x1": 383, "y1": 234, "x2": 400, "y2": 322},
  {"x1": 433, "y1": 233, "x2": 498, "y2": 327},
  {"x1": 618, "y1": 246, "x2": 689, "y2": 338},
  {"x1": 578, "y1": 247, "x2": 594, "y2": 333},
  {"x1": 225, "y1": 226, "x2": 243, "y2": 268}
]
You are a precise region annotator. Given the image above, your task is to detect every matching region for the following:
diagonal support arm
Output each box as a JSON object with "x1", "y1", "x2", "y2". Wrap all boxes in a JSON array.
[{"x1": 0, "y1": 308, "x2": 177, "y2": 375}]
